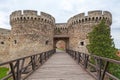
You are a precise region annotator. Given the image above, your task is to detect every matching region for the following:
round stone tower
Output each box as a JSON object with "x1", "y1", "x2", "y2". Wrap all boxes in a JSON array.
[
  {"x1": 67, "y1": 10, "x2": 112, "y2": 53},
  {"x1": 10, "y1": 10, "x2": 55, "y2": 59}
]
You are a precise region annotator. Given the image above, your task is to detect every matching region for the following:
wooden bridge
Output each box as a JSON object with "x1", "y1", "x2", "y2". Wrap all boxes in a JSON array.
[
  {"x1": 0, "y1": 49, "x2": 120, "y2": 80},
  {"x1": 26, "y1": 52, "x2": 94, "y2": 80}
]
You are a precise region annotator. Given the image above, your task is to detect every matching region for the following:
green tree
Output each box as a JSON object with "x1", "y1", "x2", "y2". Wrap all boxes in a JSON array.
[{"x1": 87, "y1": 20, "x2": 120, "y2": 78}]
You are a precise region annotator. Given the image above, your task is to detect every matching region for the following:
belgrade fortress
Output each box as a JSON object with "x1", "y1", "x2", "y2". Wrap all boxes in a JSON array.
[{"x1": 0, "y1": 10, "x2": 112, "y2": 62}]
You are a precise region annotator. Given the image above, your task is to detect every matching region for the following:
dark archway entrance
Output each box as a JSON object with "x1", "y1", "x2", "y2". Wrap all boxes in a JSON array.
[{"x1": 53, "y1": 37, "x2": 69, "y2": 52}]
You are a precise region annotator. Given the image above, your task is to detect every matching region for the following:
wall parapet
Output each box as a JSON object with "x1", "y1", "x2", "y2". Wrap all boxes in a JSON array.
[
  {"x1": 67, "y1": 10, "x2": 112, "y2": 26},
  {"x1": 10, "y1": 10, "x2": 55, "y2": 25},
  {"x1": 55, "y1": 23, "x2": 68, "y2": 30}
]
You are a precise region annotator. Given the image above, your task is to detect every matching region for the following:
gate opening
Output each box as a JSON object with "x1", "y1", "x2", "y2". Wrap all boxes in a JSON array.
[{"x1": 53, "y1": 37, "x2": 69, "y2": 52}]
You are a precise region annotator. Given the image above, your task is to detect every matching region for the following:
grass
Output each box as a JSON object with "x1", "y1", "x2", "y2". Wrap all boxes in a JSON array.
[
  {"x1": 56, "y1": 48, "x2": 65, "y2": 51},
  {"x1": 0, "y1": 67, "x2": 9, "y2": 79}
]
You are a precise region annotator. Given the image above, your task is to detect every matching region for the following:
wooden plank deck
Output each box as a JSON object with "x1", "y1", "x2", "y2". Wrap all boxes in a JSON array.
[{"x1": 26, "y1": 52, "x2": 95, "y2": 80}]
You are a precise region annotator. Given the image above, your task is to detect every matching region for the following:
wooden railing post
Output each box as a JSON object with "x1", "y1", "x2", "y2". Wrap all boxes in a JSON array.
[
  {"x1": 44, "y1": 52, "x2": 47, "y2": 61},
  {"x1": 66, "y1": 49, "x2": 120, "y2": 80},
  {"x1": 95, "y1": 58, "x2": 102, "y2": 80},
  {"x1": 20, "y1": 59, "x2": 25, "y2": 74},
  {"x1": 100, "y1": 61, "x2": 109, "y2": 80},
  {"x1": 16, "y1": 60, "x2": 21, "y2": 80},
  {"x1": 39, "y1": 54, "x2": 43, "y2": 64},
  {"x1": 78, "y1": 53, "x2": 80, "y2": 64},
  {"x1": 74, "y1": 51, "x2": 77, "y2": 60},
  {"x1": 31, "y1": 56, "x2": 36, "y2": 71},
  {"x1": 84, "y1": 54, "x2": 89, "y2": 69},
  {"x1": 0, "y1": 49, "x2": 55, "y2": 80},
  {"x1": 9, "y1": 63, "x2": 16, "y2": 80}
]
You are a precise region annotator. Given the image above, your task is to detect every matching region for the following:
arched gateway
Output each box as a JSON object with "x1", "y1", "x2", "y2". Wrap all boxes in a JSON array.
[
  {"x1": 53, "y1": 36, "x2": 69, "y2": 51},
  {"x1": 54, "y1": 23, "x2": 69, "y2": 52}
]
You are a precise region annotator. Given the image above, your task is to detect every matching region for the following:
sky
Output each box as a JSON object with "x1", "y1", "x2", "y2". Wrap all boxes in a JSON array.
[{"x1": 0, "y1": 0, "x2": 120, "y2": 49}]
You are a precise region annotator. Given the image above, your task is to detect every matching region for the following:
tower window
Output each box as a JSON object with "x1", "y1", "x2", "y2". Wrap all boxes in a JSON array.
[
  {"x1": 24, "y1": 17, "x2": 26, "y2": 20},
  {"x1": 41, "y1": 18, "x2": 43, "y2": 21},
  {"x1": 92, "y1": 17, "x2": 94, "y2": 21},
  {"x1": 20, "y1": 17, "x2": 22, "y2": 20},
  {"x1": 14, "y1": 40, "x2": 17, "y2": 44},
  {"x1": 1, "y1": 42, "x2": 4, "y2": 44},
  {"x1": 82, "y1": 19, "x2": 84, "y2": 22},
  {"x1": 85, "y1": 18, "x2": 87, "y2": 21},
  {"x1": 45, "y1": 40, "x2": 49, "y2": 45},
  {"x1": 89, "y1": 18, "x2": 91, "y2": 21},
  {"x1": 80, "y1": 42, "x2": 84, "y2": 46}
]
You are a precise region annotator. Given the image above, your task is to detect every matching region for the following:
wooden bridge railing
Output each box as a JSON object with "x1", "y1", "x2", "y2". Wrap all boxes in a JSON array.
[
  {"x1": 66, "y1": 49, "x2": 120, "y2": 80},
  {"x1": 0, "y1": 49, "x2": 55, "y2": 80}
]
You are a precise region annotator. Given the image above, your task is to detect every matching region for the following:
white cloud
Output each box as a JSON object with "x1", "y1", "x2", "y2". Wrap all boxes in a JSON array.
[
  {"x1": 60, "y1": 0, "x2": 74, "y2": 11},
  {"x1": 111, "y1": 28, "x2": 120, "y2": 49},
  {"x1": 0, "y1": 12, "x2": 10, "y2": 29}
]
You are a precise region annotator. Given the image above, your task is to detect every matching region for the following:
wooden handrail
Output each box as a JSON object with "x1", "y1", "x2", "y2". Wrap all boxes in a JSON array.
[
  {"x1": 66, "y1": 49, "x2": 120, "y2": 80},
  {"x1": 0, "y1": 49, "x2": 55, "y2": 80}
]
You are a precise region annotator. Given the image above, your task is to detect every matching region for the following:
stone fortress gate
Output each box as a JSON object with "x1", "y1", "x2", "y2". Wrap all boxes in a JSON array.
[{"x1": 0, "y1": 10, "x2": 112, "y2": 62}]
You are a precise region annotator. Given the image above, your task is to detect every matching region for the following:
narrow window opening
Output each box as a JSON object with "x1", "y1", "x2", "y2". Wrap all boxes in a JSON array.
[
  {"x1": 82, "y1": 19, "x2": 84, "y2": 22},
  {"x1": 14, "y1": 40, "x2": 17, "y2": 44},
  {"x1": 45, "y1": 40, "x2": 49, "y2": 45},
  {"x1": 96, "y1": 17, "x2": 98, "y2": 20},
  {"x1": 20, "y1": 17, "x2": 22, "y2": 20},
  {"x1": 17, "y1": 18, "x2": 19, "y2": 20},
  {"x1": 85, "y1": 18, "x2": 87, "y2": 21},
  {"x1": 1, "y1": 42, "x2": 4, "y2": 44},
  {"x1": 89, "y1": 18, "x2": 91, "y2": 21},
  {"x1": 80, "y1": 42, "x2": 84, "y2": 46},
  {"x1": 92, "y1": 17, "x2": 94, "y2": 21},
  {"x1": 45, "y1": 19, "x2": 47, "y2": 22},
  {"x1": 24, "y1": 17, "x2": 26, "y2": 20},
  {"x1": 41, "y1": 18, "x2": 43, "y2": 21}
]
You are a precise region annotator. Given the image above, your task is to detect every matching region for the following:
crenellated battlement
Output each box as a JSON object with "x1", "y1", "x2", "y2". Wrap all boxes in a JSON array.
[
  {"x1": 67, "y1": 10, "x2": 112, "y2": 26},
  {"x1": 41, "y1": 12, "x2": 55, "y2": 22},
  {"x1": 54, "y1": 23, "x2": 68, "y2": 35},
  {"x1": 10, "y1": 10, "x2": 55, "y2": 25},
  {"x1": 55, "y1": 23, "x2": 68, "y2": 30},
  {"x1": 88, "y1": 10, "x2": 103, "y2": 16}
]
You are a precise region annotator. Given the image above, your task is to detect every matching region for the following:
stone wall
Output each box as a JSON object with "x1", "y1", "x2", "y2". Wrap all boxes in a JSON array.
[
  {"x1": 0, "y1": 10, "x2": 112, "y2": 62},
  {"x1": 54, "y1": 23, "x2": 68, "y2": 35},
  {"x1": 0, "y1": 28, "x2": 10, "y2": 62},
  {"x1": 67, "y1": 10, "x2": 112, "y2": 53},
  {"x1": 9, "y1": 10, "x2": 55, "y2": 60}
]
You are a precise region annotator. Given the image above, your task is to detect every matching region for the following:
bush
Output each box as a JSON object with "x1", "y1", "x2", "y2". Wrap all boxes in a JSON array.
[{"x1": 87, "y1": 20, "x2": 120, "y2": 78}]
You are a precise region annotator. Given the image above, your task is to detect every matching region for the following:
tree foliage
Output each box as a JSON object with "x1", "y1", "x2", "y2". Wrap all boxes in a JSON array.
[{"x1": 87, "y1": 20, "x2": 120, "y2": 78}]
